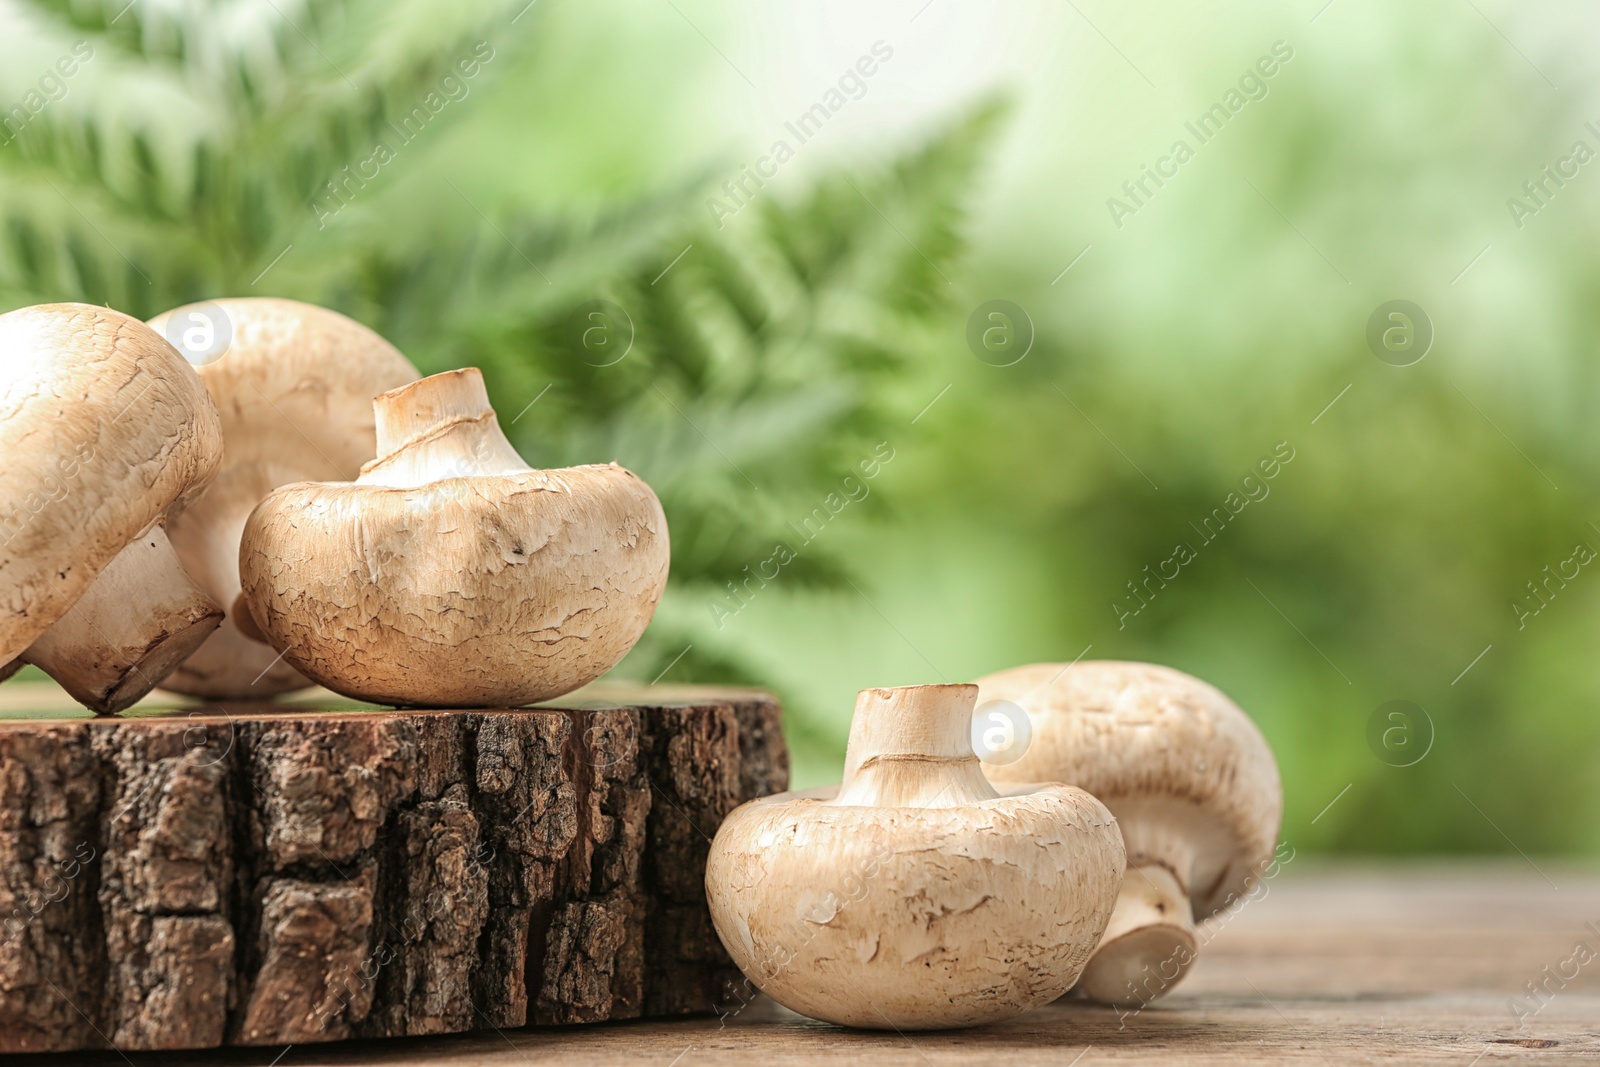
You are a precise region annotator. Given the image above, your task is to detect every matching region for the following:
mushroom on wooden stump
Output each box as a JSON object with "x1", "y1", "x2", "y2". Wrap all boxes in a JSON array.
[
  {"x1": 239, "y1": 367, "x2": 670, "y2": 707},
  {"x1": 149, "y1": 298, "x2": 421, "y2": 698},
  {"x1": 0, "y1": 303, "x2": 224, "y2": 713},
  {"x1": 705, "y1": 683, "x2": 1125, "y2": 1030},
  {"x1": 976, "y1": 660, "x2": 1283, "y2": 1007}
]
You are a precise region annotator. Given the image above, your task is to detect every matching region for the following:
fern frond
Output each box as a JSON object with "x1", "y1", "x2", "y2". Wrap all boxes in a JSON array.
[
  {"x1": 416, "y1": 101, "x2": 1009, "y2": 681},
  {"x1": 0, "y1": 0, "x2": 1003, "y2": 695}
]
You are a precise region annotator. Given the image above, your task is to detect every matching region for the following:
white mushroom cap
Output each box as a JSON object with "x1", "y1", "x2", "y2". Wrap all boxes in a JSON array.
[
  {"x1": 977, "y1": 661, "x2": 1282, "y2": 1006},
  {"x1": 705, "y1": 683, "x2": 1125, "y2": 1030},
  {"x1": 238, "y1": 367, "x2": 669, "y2": 707},
  {"x1": 148, "y1": 298, "x2": 420, "y2": 697},
  {"x1": 0, "y1": 303, "x2": 224, "y2": 712}
]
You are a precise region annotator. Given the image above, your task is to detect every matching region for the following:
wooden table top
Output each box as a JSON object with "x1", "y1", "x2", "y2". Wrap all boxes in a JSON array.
[{"x1": 11, "y1": 861, "x2": 1596, "y2": 1065}]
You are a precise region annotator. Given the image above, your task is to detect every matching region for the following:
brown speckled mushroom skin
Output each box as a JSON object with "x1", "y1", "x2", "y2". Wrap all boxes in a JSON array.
[
  {"x1": 152, "y1": 298, "x2": 420, "y2": 698},
  {"x1": 977, "y1": 660, "x2": 1282, "y2": 1004},
  {"x1": 705, "y1": 684, "x2": 1125, "y2": 1030},
  {"x1": 239, "y1": 368, "x2": 670, "y2": 708},
  {"x1": 0, "y1": 303, "x2": 223, "y2": 712}
]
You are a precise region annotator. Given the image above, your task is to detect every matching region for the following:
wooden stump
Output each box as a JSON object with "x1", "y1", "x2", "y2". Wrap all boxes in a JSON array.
[{"x1": 0, "y1": 684, "x2": 789, "y2": 1053}]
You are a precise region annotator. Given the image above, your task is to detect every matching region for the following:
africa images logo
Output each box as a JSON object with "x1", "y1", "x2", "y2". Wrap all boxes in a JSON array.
[{"x1": 1106, "y1": 40, "x2": 1295, "y2": 229}]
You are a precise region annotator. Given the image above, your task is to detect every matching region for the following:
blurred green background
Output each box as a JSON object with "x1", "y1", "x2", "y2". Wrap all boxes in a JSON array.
[{"x1": 2, "y1": 0, "x2": 1596, "y2": 857}]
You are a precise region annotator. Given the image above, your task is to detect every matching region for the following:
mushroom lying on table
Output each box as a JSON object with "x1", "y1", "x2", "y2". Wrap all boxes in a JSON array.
[
  {"x1": 976, "y1": 660, "x2": 1282, "y2": 1007},
  {"x1": 238, "y1": 367, "x2": 669, "y2": 707},
  {"x1": 148, "y1": 298, "x2": 420, "y2": 698},
  {"x1": 705, "y1": 683, "x2": 1125, "y2": 1029},
  {"x1": 0, "y1": 303, "x2": 224, "y2": 713}
]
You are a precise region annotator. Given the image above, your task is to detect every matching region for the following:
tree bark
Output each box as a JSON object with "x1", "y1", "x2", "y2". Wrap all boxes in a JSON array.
[{"x1": 0, "y1": 684, "x2": 788, "y2": 1052}]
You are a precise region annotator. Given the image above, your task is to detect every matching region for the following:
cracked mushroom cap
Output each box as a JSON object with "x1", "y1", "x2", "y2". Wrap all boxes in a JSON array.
[
  {"x1": 149, "y1": 298, "x2": 420, "y2": 697},
  {"x1": 706, "y1": 684, "x2": 1125, "y2": 1030},
  {"x1": 977, "y1": 661, "x2": 1282, "y2": 1004},
  {"x1": 0, "y1": 303, "x2": 223, "y2": 707},
  {"x1": 238, "y1": 367, "x2": 669, "y2": 707}
]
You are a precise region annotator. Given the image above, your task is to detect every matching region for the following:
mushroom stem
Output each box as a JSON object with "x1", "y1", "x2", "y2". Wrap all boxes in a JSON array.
[
  {"x1": 229, "y1": 590, "x2": 267, "y2": 644},
  {"x1": 158, "y1": 497, "x2": 309, "y2": 697},
  {"x1": 834, "y1": 684, "x2": 999, "y2": 808},
  {"x1": 360, "y1": 368, "x2": 530, "y2": 488},
  {"x1": 1075, "y1": 862, "x2": 1199, "y2": 1006},
  {"x1": 22, "y1": 526, "x2": 223, "y2": 714}
]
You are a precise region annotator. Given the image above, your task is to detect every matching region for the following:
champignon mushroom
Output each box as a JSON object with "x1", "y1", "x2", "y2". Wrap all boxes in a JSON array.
[
  {"x1": 976, "y1": 661, "x2": 1282, "y2": 1007},
  {"x1": 237, "y1": 367, "x2": 669, "y2": 707},
  {"x1": 146, "y1": 298, "x2": 420, "y2": 697},
  {"x1": 704, "y1": 683, "x2": 1125, "y2": 1029},
  {"x1": 0, "y1": 303, "x2": 224, "y2": 713}
]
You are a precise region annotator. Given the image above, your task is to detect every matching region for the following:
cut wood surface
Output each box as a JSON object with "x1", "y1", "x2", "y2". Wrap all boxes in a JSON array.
[
  {"x1": 8, "y1": 862, "x2": 1595, "y2": 1065},
  {"x1": 0, "y1": 682, "x2": 788, "y2": 1054}
]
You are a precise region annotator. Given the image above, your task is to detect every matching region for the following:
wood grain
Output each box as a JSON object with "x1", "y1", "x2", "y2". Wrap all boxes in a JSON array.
[
  {"x1": 8, "y1": 863, "x2": 1591, "y2": 1065},
  {"x1": 0, "y1": 683, "x2": 788, "y2": 1054}
]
